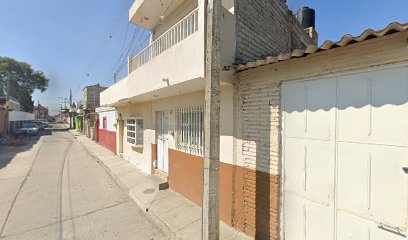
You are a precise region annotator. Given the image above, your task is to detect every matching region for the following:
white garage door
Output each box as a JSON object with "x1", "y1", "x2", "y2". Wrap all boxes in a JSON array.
[{"x1": 282, "y1": 65, "x2": 408, "y2": 240}]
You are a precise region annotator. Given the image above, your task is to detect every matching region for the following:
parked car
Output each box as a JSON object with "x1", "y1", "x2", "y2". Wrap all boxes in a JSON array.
[
  {"x1": 37, "y1": 120, "x2": 49, "y2": 128},
  {"x1": 32, "y1": 121, "x2": 45, "y2": 131},
  {"x1": 19, "y1": 123, "x2": 39, "y2": 136},
  {"x1": 40, "y1": 121, "x2": 48, "y2": 128}
]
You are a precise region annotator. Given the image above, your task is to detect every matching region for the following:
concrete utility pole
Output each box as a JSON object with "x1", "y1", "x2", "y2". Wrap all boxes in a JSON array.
[
  {"x1": 69, "y1": 89, "x2": 72, "y2": 107},
  {"x1": 59, "y1": 97, "x2": 68, "y2": 111},
  {"x1": 202, "y1": 0, "x2": 222, "y2": 239}
]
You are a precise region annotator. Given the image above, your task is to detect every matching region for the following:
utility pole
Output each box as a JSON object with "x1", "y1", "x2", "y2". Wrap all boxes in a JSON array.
[
  {"x1": 5, "y1": 72, "x2": 11, "y2": 135},
  {"x1": 58, "y1": 97, "x2": 68, "y2": 110},
  {"x1": 202, "y1": 0, "x2": 221, "y2": 239},
  {"x1": 69, "y1": 89, "x2": 72, "y2": 107}
]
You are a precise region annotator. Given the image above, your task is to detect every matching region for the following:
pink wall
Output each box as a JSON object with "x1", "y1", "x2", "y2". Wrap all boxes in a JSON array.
[{"x1": 98, "y1": 129, "x2": 116, "y2": 153}]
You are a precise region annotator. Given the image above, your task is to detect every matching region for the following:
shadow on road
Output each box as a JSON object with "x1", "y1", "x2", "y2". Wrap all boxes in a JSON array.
[{"x1": 0, "y1": 125, "x2": 64, "y2": 170}]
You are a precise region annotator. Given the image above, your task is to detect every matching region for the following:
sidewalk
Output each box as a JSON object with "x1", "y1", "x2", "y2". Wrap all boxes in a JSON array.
[{"x1": 71, "y1": 130, "x2": 252, "y2": 240}]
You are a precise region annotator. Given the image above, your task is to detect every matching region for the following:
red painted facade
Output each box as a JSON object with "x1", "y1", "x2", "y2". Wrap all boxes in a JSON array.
[{"x1": 98, "y1": 129, "x2": 116, "y2": 153}]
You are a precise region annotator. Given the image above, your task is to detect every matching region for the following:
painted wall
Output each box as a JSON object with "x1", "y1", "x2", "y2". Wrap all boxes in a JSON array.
[
  {"x1": 8, "y1": 111, "x2": 34, "y2": 121},
  {"x1": 153, "y1": 0, "x2": 234, "y2": 39},
  {"x1": 101, "y1": 4, "x2": 235, "y2": 107},
  {"x1": 117, "y1": 102, "x2": 155, "y2": 174},
  {"x1": 97, "y1": 108, "x2": 117, "y2": 153},
  {"x1": 153, "y1": 0, "x2": 198, "y2": 39},
  {"x1": 97, "y1": 109, "x2": 116, "y2": 131},
  {"x1": 115, "y1": 85, "x2": 234, "y2": 173}
]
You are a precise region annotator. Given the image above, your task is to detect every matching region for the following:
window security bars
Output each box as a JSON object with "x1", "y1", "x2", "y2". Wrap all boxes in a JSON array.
[
  {"x1": 129, "y1": 8, "x2": 199, "y2": 73},
  {"x1": 126, "y1": 118, "x2": 136, "y2": 145},
  {"x1": 175, "y1": 105, "x2": 204, "y2": 156}
]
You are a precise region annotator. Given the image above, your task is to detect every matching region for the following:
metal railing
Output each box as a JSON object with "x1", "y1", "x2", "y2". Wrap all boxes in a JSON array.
[
  {"x1": 129, "y1": 8, "x2": 199, "y2": 73},
  {"x1": 175, "y1": 105, "x2": 204, "y2": 156}
]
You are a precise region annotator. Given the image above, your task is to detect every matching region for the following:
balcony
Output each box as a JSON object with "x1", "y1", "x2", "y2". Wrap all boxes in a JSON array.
[
  {"x1": 129, "y1": 8, "x2": 199, "y2": 73},
  {"x1": 101, "y1": 6, "x2": 235, "y2": 107},
  {"x1": 130, "y1": 0, "x2": 187, "y2": 29}
]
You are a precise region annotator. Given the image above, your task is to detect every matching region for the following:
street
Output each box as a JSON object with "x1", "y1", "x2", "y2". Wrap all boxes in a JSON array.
[{"x1": 0, "y1": 125, "x2": 166, "y2": 240}]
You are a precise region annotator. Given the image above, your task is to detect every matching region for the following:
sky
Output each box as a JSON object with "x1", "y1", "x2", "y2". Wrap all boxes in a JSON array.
[{"x1": 0, "y1": 0, "x2": 407, "y2": 115}]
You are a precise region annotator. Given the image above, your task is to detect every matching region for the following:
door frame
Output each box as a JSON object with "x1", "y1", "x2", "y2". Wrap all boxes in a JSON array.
[{"x1": 156, "y1": 110, "x2": 169, "y2": 174}]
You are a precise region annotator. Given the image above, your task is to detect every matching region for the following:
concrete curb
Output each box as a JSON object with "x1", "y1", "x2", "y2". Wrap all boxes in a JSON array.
[
  {"x1": 74, "y1": 135, "x2": 177, "y2": 239},
  {"x1": 73, "y1": 132, "x2": 252, "y2": 240}
]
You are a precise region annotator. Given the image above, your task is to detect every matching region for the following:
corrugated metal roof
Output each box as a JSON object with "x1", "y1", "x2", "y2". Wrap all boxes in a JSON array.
[{"x1": 224, "y1": 22, "x2": 408, "y2": 72}]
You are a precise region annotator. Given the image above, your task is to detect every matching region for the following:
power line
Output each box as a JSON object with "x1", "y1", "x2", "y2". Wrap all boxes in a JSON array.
[
  {"x1": 90, "y1": 0, "x2": 181, "y2": 87},
  {"x1": 83, "y1": 0, "x2": 129, "y2": 74},
  {"x1": 103, "y1": 31, "x2": 151, "y2": 85},
  {"x1": 100, "y1": 27, "x2": 143, "y2": 85},
  {"x1": 101, "y1": 0, "x2": 183, "y2": 85},
  {"x1": 78, "y1": 0, "x2": 133, "y2": 91},
  {"x1": 117, "y1": 22, "x2": 131, "y2": 64}
]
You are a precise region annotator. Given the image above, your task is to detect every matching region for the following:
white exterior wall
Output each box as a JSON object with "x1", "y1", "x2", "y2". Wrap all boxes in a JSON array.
[
  {"x1": 151, "y1": 85, "x2": 234, "y2": 164},
  {"x1": 116, "y1": 85, "x2": 234, "y2": 174},
  {"x1": 97, "y1": 108, "x2": 116, "y2": 131},
  {"x1": 153, "y1": 1, "x2": 198, "y2": 39},
  {"x1": 118, "y1": 102, "x2": 154, "y2": 174},
  {"x1": 101, "y1": 4, "x2": 235, "y2": 107},
  {"x1": 8, "y1": 111, "x2": 34, "y2": 121}
]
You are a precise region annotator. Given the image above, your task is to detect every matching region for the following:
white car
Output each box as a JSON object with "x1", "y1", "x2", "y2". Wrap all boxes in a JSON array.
[{"x1": 19, "y1": 123, "x2": 39, "y2": 136}]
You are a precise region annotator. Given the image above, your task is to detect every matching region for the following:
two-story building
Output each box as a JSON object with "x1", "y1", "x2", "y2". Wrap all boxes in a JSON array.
[
  {"x1": 83, "y1": 84, "x2": 108, "y2": 112},
  {"x1": 100, "y1": 0, "x2": 316, "y2": 238}
]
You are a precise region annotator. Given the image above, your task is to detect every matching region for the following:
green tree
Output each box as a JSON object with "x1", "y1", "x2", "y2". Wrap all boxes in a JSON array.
[{"x1": 0, "y1": 57, "x2": 49, "y2": 112}]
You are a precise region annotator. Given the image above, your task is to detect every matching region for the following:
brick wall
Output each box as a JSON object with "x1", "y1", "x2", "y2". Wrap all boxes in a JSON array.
[
  {"x1": 241, "y1": 76, "x2": 281, "y2": 176},
  {"x1": 238, "y1": 74, "x2": 282, "y2": 239},
  {"x1": 234, "y1": 0, "x2": 315, "y2": 63}
]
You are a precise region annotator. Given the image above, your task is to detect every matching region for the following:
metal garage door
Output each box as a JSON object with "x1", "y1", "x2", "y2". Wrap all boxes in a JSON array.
[{"x1": 282, "y1": 65, "x2": 408, "y2": 240}]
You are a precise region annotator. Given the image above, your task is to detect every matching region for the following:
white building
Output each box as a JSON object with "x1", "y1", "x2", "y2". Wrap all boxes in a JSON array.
[{"x1": 101, "y1": 0, "x2": 316, "y2": 238}]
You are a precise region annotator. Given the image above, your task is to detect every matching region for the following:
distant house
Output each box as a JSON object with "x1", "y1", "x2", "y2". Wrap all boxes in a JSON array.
[
  {"x1": 33, "y1": 103, "x2": 49, "y2": 120},
  {"x1": 0, "y1": 96, "x2": 20, "y2": 111},
  {"x1": 96, "y1": 107, "x2": 117, "y2": 153},
  {"x1": 0, "y1": 96, "x2": 34, "y2": 135},
  {"x1": 83, "y1": 84, "x2": 107, "y2": 112}
]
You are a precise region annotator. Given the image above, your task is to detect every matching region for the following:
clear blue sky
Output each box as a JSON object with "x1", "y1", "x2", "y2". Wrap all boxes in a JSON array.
[{"x1": 0, "y1": 0, "x2": 406, "y2": 114}]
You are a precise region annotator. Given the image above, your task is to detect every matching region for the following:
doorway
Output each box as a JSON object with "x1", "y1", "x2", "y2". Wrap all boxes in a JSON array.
[{"x1": 156, "y1": 111, "x2": 169, "y2": 174}]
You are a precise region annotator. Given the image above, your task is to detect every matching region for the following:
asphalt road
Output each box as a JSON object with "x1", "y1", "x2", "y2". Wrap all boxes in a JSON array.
[{"x1": 0, "y1": 125, "x2": 166, "y2": 240}]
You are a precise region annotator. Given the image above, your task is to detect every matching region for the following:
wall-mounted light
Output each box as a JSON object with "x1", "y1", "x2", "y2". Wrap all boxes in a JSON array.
[{"x1": 159, "y1": 15, "x2": 165, "y2": 25}]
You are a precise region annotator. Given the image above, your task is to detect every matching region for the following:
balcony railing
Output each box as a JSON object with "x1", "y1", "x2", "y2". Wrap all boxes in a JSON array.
[{"x1": 129, "y1": 8, "x2": 199, "y2": 73}]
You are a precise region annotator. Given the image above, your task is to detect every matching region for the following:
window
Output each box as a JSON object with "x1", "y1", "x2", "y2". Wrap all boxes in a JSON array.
[
  {"x1": 103, "y1": 117, "x2": 107, "y2": 129},
  {"x1": 126, "y1": 119, "x2": 136, "y2": 145},
  {"x1": 136, "y1": 118, "x2": 144, "y2": 146},
  {"x1": 126, "y1": 118, "x2": 144, "y2": 146},
  {"x1": 175, "y1": 106, "x2": 204, "y2": 156}
]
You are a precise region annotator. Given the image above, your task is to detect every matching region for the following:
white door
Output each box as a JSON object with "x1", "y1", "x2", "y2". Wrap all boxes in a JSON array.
[
  {"x1": 282, "y1": 66, "x2": 408, "y2": 240},
  {"x1": 157, "y1": 111, "x2": 169, "y2": 173}
]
